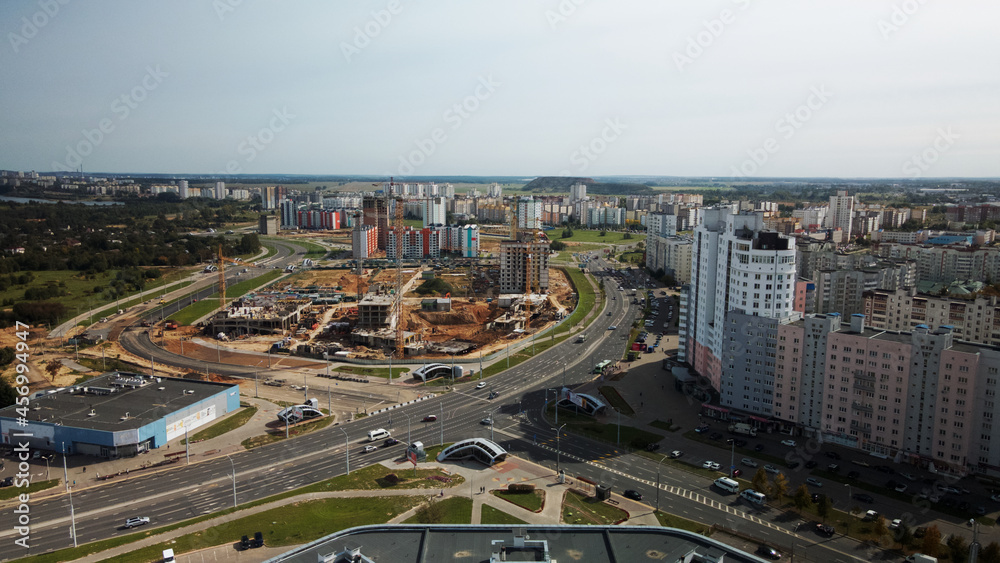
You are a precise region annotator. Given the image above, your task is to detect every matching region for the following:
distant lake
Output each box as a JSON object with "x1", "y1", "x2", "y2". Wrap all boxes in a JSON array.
[{"x1": 0, "y1": 195, "x2": 122, "y2": 206}]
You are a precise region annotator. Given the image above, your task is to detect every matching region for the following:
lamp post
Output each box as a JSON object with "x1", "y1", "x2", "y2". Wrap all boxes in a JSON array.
[
  {"x1": 225, "y1": 454, "x2": 237, "y2": 510},
  {"x1": 562, "y1": 362, "x2": 566, "y2": 389},
  {"x1": 339, "y1": 427, "x2": 350, "y2": 475},
  {"x1": 401, "y1": 411, "x2": 412, "y2": 445},
  {"x1": 656, "y1": 453, "x2": 668, "y2": 512},
  {"x1": 554, "y1": 423, "x2": 567, "y2": 472},
  {"x1": 727, "y1": 438, "x2": 736, "y2": 478},
  {"x1": 970, "y1": 518, "x2": 982, "y2": 563}
]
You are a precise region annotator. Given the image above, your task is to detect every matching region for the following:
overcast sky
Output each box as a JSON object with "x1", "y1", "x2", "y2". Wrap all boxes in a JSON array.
[{"x1": 1, "y1": 1, "x2": 997, "y2": 178}]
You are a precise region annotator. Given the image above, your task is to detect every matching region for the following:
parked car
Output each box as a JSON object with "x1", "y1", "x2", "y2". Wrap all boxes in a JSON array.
[
  {"x1": 481, "y1": 417, "x2": 493, "y2": 425},
  {"x1": 888, "y1": 519, "x2": 902, "y2": 530},
  {"x1": 239, "y1": 535, "x2": 251, "y2": 550},
  {"x1": 623, "y1": 489, "x2": 642, "y2": 501},
  {"x1": 895, "y1": 484, "x2": 907, "y2": 493},
  {"x1": 251, "y1": 531, "x2": 264, "y2": 548},
  {"x1": 754, "y1": 444, "x2": 765, "y2": 452},
  {"x1": 901, "y1": 472, "x2": 916, "y2": 481},
  {"x1": 854, "y1": 493, "x2": 874, "y2": 504},
  {"x1": 764, "y1": 465, "x2": 780, "y2": 474},
  {"x1": 825, "y1": 451, "x2": 841, "y2": 460},
  {"x1": 781, "y1": 439, "x2": 797, "y2": 447},
  {"x1": 741, "y1": 458, "x2": 758, "y2": 468},
  {"x1": 863, "y1": 509, "x2": 879, "y2": 521},
  {"x1": 703, "y1": 461, "x2": 721, "y2": 471},
  {"x1": 806, "y1": 478, "x2": 823, "y2": 488},
  {"x1": 669, "y1": 450, "x2": 683, "y2": 458},
  {"x1": 816, "y1": 524, "x2": 835, "y2": 536},
  {"x1": 805, "y1": 460, "x2": 817, "y2": 469},
  {"x1": 709, "y1": 432, "x2": 723, "y2": 441}
]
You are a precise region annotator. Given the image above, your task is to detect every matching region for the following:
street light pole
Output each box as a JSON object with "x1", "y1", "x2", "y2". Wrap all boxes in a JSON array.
[
  {"x1": 728, "y1": 439, "x2": 736, "y2": 478},
  {"x1": 225, "y1": 454, "x2": 237, "y2": 510},
  {"x1": 402, "y1": 411, "x2": 412, "y2": 445},
  {"x1": 656, "y1": 453, "x2": 669, "y2": 512},
  {"x1": 339, "y1": 427, "x2": 350, "y2": 475},
  {"x1": 554, "y1": 423, "x2": 567, "y2": 472}
]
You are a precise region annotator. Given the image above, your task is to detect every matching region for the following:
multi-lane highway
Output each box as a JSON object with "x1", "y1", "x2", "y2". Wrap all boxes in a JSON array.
[{"x1": 2, "y1": 251, "x2": 874, "y2": 562}]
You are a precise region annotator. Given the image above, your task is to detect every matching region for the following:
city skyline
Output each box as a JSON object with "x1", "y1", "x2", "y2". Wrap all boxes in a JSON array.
[{"x1": 1, "y1": 1, "x2": 998, "y2": 178}]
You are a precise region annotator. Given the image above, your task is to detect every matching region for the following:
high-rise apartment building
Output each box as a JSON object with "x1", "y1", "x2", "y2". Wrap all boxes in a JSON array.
[
  {"x1": 517, "y1": 197, "x2": 543, "y2": 230},
  {"x1": 686, "y1": 206, "x2": 798, "y2": 396},
  {"x1": 422, "y1": 197, "x2": 447, "y2": 227},
  {"x1": 352, "y1": 225, "x2": 378, "y2": 260},
  {"x1": 178, "y1": 180, "x2": 189, "y2": 199},
  {"x1": 827, "y1": 190, "x2": 854, "y2": 240},
  {"x1": 215, "y1": 181, "x2": 226, "y2": 200}
]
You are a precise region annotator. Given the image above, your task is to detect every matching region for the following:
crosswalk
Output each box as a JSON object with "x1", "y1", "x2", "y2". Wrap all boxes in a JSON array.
[{"x1": 502, "y1": 427, "x2": 791, "y2": 534}]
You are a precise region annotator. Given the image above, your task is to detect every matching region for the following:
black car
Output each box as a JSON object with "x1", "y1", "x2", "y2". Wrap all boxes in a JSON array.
[
  {"x1": 853, "y1": 493, "x2": 874, "y2": 504},
  {"x1": 384, "y1": 438, "x2": 400, "y2": 447},
  {"x1": 239, "y1": 535, "x2": 251, "y2": 550},
  {"x1": 825, "y1": 451, "x2": 841, "y2": 460},
  {"x1": 787, "y1": 461, "x2": 801, "y2": 469},
  {"x1": 623, "y1": 489, "x2": 642, "y2": 501},
  {"x1": 805, "y1": 460, "x2": 818, "y2": 469},
  {"x1": 754, "y1": 444, "x2": 765, "y2": 452},
  {"x1": 0, "y1": 476, "x2": 12, "y2": 487},
  {"x1": 252, "y1": 531, "x2": 264, "y2": 548},
  {"x1": 816, "y1": 523, "x2": 835, "y2": 536},
  {"x1": 847, "y1": 471, "x2": 860, "y2": 479},
  {"x1": 710, "y1": 432, "x2": 723, "y2": 441},
  {"x1": 756, "y1": 545, "x2": 782, "y2": 560}
]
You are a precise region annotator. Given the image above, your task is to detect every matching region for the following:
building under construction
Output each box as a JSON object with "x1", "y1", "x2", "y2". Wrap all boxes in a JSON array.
[
  {"x1": 209, "y1": 297, "x2": 311, "y2": 336},
  {"x1": 499, "y1": 239, "x2": 551, "y2": 294}
]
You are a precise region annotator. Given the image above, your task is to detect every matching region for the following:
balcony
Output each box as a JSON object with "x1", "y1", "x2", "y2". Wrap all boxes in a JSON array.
[
  {"x1": 851, "y1": 401, "x2": 873, "y2": 413},
  {"x1": 850, "y1": 420, "x2": 873, "y2": 433},
  {"x1": 853, "y1": 381, "x2": 875, "y2": 392}
]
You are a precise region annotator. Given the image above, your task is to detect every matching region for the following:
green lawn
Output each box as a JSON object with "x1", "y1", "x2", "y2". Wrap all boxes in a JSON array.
[
  {"x1": 481, "y1": 504, "x2": 528, "y2": 525},
  {"x1": 563, "y1": 490, "x2": 629, "y2": 525},
  {"x1": 555, "y1": 230, "x2": 646, "y2": 245},
  {"x1": 296, "y1": 463, "x2": 464, "y2": 494},
  {"x1": 553, "y1": 267, "x2": 596, "y2": 336},
  {"x1": 333, "y1": 365, "x2": 410, "y2": 379},
  {"x1": 549, "y1": 404, "x2": 662, "y2": 449},
  {"x1": 598, "y1": 386, "x2": 635, "y2": 416},
  {"x1": 492, "y1": 489, "x2": 545, "y2": 512},
  {"x1": 0, "y1": 479, "x2": 58, "y2": 501},
  {"x1": 181, "y1": 406, "x2": 257, "y2": 445},
  {"x1": 291, "y1": 239, "x2": 329, "y2": 259},
  {"x1": 168, "y1": 269, "x2": 283, "y2": 325},
  {"x1": 100, "y1": 495, "x2": 428, "y2": 563},
  {"x1": 403, "y1": 496, "x2": 473, "y2": 524},
  {"x1": 655, "y1": 511, "x2": 714, "y2": 535}
]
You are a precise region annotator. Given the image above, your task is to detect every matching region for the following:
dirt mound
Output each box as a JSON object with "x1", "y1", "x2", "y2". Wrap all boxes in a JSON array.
[{"x1": 414, "y1": 310, "x2": 479, "y2": 326}]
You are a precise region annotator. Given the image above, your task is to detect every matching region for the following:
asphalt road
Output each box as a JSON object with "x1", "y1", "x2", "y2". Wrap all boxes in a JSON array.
[{"x1": 1, "y1": 251, "x2": 878, "y2": 562}]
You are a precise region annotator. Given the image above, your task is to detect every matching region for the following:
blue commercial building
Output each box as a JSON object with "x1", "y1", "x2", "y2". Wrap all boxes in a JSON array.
[{"x1": 0, "y1": 372, "x2": 240, "y2": 458}]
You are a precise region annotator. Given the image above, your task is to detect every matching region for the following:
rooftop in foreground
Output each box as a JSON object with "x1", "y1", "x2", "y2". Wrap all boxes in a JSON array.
[{"x1": 264, "y1": 524, "x2": 767, "y2": 563}]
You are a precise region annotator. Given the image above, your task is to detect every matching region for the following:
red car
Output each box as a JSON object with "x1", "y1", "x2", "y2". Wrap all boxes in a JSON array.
[{"x1": 422, "y1": 415, "x2": 437, "y2": 422}]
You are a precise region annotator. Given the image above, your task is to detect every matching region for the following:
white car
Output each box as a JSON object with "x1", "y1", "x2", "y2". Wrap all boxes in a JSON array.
[
  {"x1": 702, "y1": 460, "x2": 721, "y2": 470},
  {"x1": 475, "y1": 382, "x2": 486, "y2": 389},
  {"x1": 781, "y1": 439, "x2": 797, "y2": 447},
  {"x1": 608, "y1": 325, "x2": 617, "y2": 330},
  {"x1": 669, "y1": 450, "x2": 683, "y2": 458},
  {"x1": 889, "y1": 518, "x2": 902, "y2": 530},
  {"x1": 123, "y1": 516, "x2": 150, "y2": 529},
  {"x1": 363, "y1": 445, "x2": 377, "y2": 453},
  {"x1": 764, "y1": 465, "x2": 780, "y2": 474},
  {"x1": 741, "y1": 458, "x2": 759, "y2": 468}
]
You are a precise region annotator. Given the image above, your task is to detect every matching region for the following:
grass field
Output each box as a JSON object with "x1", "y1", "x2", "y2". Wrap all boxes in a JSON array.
[
  {"x1": 181, "y1": 406, "x2": 257, "y2": 445},
  {"x1": 101, "y1": 495, "x2": 429, "y2": 563},
  {"x1": 492, "y1": 489, "x2": 545, "y2": 512},
  {"x1": 241, "y1": 414, "x2": 334, "y2": 449},
  {"x1": 168, "y1": 269, "x2": 284, "y2": 325},
  {"x1": 295, "y1": 463, "x2": 464, "y2": 494},
  {"x1": 1, "y1": 268, "x2": 194, "y2": 325},
  {"x1": 481, "y1": 504, "x2": 527, "y2": 525},
  {"x1": 553, "y1": 267, "x2": 596, "y2": 336},
  {"x1": 332, "y1": 365, "x2": 410, "y2": 379},
  {"x1": 404, "y1": 496, "x2": 473, "y2": 524},
  {"x1": 563, "y1": 490, "x2": 628, "y2": 525},
  {"x1": 655, "y1": 511, "x2": 713, "y2": 534},
  {"x1": 291, "y1": 239, "x2": 329, "y2": 259},
  {"x1": 555, "y1": 230, "x2": 646, "y2": 245}
]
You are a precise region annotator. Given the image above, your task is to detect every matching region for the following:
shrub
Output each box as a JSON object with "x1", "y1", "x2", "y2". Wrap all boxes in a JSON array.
[{"x1": 508, "y1": 483, "x2": 536, "y2": 493}]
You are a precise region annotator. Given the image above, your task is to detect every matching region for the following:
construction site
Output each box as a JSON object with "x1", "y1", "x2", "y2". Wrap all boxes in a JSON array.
[{"x1": 192, "y1": 186, "x2": 577, "y2": 365}]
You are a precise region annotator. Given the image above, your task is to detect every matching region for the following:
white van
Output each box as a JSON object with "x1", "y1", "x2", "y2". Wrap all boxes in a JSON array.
[
  {"x1": 162, "y1": 548, "x2": 175, "y2": 563},
  {"x1": 740, "y1": 489, "x2": 766, "y2": 505},
  {"x1": 713, "y1": 477, "x2": 740, "y2": 493},
  {"x1": 367, "y1": 428, "x2": 390, "y2": 442}
]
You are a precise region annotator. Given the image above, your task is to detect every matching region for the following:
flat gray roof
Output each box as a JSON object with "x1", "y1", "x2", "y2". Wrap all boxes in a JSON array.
[
  {"x1": 264, "y1": 525, "x2": 765, "y2": 563},
  {"x1": 0, "y1": 372, "x2": 237, "y2": 432}
]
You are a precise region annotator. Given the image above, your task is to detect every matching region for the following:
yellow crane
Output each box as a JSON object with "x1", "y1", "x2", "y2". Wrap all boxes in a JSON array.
[{"x1": 217, "y1": 245, "x2": 243, "y2": 316}]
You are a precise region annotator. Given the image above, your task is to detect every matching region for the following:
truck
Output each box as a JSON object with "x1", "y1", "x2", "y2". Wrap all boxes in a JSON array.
[
  {"x1": 576, "y1": 334, "x2": 588, "y2": 343},
  {"x1": 728, "y1": 423, "x2": 757, "y2": 437}
]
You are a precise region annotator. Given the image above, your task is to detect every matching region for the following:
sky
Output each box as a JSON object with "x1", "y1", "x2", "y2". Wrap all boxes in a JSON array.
[{"x1": 1, "y1": 0, "x2": 998, "y2": 179}]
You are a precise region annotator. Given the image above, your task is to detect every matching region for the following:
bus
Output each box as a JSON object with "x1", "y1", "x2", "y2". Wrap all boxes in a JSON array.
[{"x1": 593, "y1": 360, "x2": 612, "y2": 374}]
